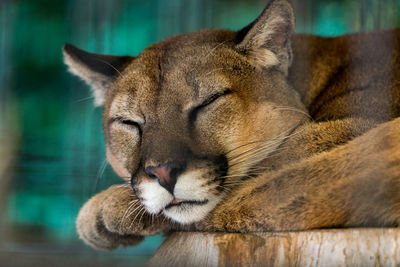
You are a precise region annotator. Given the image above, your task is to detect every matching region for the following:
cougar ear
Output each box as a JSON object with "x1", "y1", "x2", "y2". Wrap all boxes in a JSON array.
[
  {"x1": 63, "y1": 44, "x2": 134, "y2": 106},
  {"x1": 235, "y1": 0, "x2": 295, "y2": 75}
]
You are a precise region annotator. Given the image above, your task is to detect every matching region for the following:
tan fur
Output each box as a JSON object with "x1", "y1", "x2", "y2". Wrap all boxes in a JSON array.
[
  {"x1": 198, "y1": 118, "x2": 400, "y2": 231},
  {"x1": 65, "y1": 0, "x2": 400, "y2": 250}
]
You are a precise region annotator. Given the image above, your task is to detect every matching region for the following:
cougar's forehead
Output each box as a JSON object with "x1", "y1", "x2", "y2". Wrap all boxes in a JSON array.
[{"x1": 106, "y1": 47, "x2": 242, "y2": 120}]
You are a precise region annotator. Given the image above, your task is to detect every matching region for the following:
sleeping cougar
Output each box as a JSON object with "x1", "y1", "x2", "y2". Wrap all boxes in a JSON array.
[{"x1": 63, "y1": 0, "x2": 400, "y2": 250}]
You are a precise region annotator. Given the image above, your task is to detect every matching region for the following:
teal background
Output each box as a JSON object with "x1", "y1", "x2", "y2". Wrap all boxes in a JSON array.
[{"x1": 0, "y1": 0, "x2": 399, "y2": 266}]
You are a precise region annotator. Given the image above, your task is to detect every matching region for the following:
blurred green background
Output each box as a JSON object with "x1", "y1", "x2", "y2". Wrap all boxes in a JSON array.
[{"x1": 0, "y1": 0, "x2": 399, "y2": 266}]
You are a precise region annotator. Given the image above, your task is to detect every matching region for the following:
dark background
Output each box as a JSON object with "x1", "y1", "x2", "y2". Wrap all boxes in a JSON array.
[{"x1": 0, "y1": 0, "x2": 399, "y2": 266}]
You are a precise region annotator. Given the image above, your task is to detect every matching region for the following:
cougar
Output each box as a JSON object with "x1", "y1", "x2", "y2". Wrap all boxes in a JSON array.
[{"x1": 63, "y1": 0, "x2": 400, "y2": 250}]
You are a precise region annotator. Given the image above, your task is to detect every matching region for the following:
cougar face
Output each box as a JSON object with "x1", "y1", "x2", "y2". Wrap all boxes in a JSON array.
[{"x1": 64, "y1": 0, "x2": 308, "y2": 224}]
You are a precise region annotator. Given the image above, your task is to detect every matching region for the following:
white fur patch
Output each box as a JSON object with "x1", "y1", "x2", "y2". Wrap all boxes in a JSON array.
[
  {"x1": 162, "y1": 171, "x2": 223, "y2": 224},
  {"x1": 163, "y1": 196, "x2": 221, "y2": 224},
  {"x1": 139, "y1": 181, "x2": 173, "y2": 214},
  {"x1": 247, "y1": 49, "x2": 279, "y2": 68},
  {"x1": 174, "y1": 171, "x2": 209, "y2": 200},
  {"x1": 139, "y1": 170, "x2": 223, "y2": 224}
]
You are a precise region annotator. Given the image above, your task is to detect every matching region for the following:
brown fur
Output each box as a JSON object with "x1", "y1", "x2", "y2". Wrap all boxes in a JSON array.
[
  {"x1": 64, "y1": 0, "x2": 400, "y2": 250},
  {"x1": 290, "y1": 29, "x2": 400, "y2": 122},
  {"x1": 197, "y1": 118, "x2": 400, "y2": 231}
]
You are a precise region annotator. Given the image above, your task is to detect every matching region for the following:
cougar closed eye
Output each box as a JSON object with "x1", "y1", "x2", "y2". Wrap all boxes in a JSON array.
[
  {"x1": 110, "y1": 117, "x2": 143, "y2": 134},
  {"x1": 188, "y1": 89, "x2": 233, "y2": 124}
]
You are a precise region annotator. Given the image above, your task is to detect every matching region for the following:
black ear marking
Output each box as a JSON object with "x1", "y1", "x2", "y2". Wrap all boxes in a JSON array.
[
  {"x1": 63, "y1": 44, "x2": 133, "y2": 78},
  {"x1": 62, "y1": 44, "x2": 134, "y2": 106}
]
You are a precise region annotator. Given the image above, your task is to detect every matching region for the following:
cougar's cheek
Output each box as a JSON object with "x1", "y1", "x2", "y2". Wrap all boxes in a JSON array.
[{"x1": 106, "y1": 147, "x2": 130, "y2": 178}]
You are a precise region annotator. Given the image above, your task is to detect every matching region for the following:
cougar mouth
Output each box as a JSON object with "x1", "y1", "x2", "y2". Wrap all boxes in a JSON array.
[{"x1": 165, "y1": 198, "x2": 209, "y2": 209}]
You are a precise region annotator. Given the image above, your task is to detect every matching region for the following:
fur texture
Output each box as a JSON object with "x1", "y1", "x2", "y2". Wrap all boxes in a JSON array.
[{"x1": 63, "y1": 0, "x2": 400, "y2": 250}]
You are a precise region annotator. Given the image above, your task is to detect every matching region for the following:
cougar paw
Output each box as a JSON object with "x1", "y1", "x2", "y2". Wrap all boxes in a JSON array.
[
  {"x1": 76, "y1": 185, "x2": 166, "y2": 250},
  {"x1": 101, "y1": 185, "x2": 169, "y2": 236}
]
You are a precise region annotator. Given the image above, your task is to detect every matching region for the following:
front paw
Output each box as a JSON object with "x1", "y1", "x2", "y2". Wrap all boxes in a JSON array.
[
  {"x1": 196, "y1": 187, "x2": 278, "y2": 233},
  {"x1": 101, "y1": 185, "x2": 169, "y2": 236},
  {"x1": 76, "y1": 185, "x2": 168, "y2": 250},
  {"x1": 195, "y1": 197, "x2": 257, "y2": 233}
]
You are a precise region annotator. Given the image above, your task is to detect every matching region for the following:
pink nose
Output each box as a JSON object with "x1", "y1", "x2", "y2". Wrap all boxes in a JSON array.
[
  {"x1": 147, "y1": 165, "x2": 171, "y2": 184},
  {"x1": 145, "y1": 165, "x2": 176, "y2": 194}
]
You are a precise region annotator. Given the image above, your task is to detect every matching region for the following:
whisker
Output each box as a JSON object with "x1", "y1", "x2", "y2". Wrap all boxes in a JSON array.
[
  {"x1": 225, "y1": 140, "x2": 267, "y2": 156},
  {"x1": 138, "y1": 209, "x2": 147, "y2": 225},
  {"x1": 218, "y1": 173, "x2": 247, "y2": 179},
  {"x1": 110, "y1": 183, "x2": 131, "y2": 189},
  {"x1": 274, "y1": 105, "x2": 312, "y2": 120},
  {"x1": 223, "y1": 181, "x2": 245, "y2": 187},
  {"x1": 216, "y1": 185, "x2": 232, "y2": 193},
  {"x1": 126, "y1": 202, "x2": 143, "y2": 219},
  {"x1": 232, "y1": 128, "x2": 302, "y2": 163},
  {"x1": 203, "y1": 68, "x2": 227, "y2": 77},
  {"x1": 204, "y1": 40, "x2": 227, "y2": 59},
  {"x1": 226, "y1": 128, "x2": 304, "y2": 178},
  {"x1": 227, "y1": 133, "x2": 288, "y2": 162},
  {"x1": 117, "y1": 188, "x2": 134, "y2": 196},
  {"x1": 228, "y1": 142, "x2": 280, "y2": 167},
  {"x1": 119, "y1": 200, "x2": 139, "y2": 232},
  {"x1": 92, "y1": 57, "x2": 123, "y2": 78},
  {"x1": 92, "y1": 159, "x2": 108, "y2": 194},
  {"x1": 128, "y1": 206, "x2": 146, "y2": 230},
  {"x1": 107, "y1": 187, "x2": 132, "y2": 200},
  {"x1": 75, "y1": 96, "x2": 95, "y2": 103},
  {"x1": 229, "y1": 146, "x2": 287, "y2": 168},
  {"x1": 247, "y1": 165, "x2": 275, "y2": 172},
  {"x1": 161, "y1": 215, "x2": 167, "y2": 224}
]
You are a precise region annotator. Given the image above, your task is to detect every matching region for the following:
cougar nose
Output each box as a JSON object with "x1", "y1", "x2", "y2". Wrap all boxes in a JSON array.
[{"x1": 145, "y1": 164, "x2": 177, "y2": 194}]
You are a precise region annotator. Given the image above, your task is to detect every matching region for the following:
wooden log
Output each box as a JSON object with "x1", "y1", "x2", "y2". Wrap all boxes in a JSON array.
[{"x1": 146, "y1": 229, "x2": 400, "y2": 266}]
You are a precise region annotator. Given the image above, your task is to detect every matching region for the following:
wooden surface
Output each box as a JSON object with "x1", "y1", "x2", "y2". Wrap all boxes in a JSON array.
[{"x1": 146, "y1": 229, "x2": 400, "y2": 267}]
